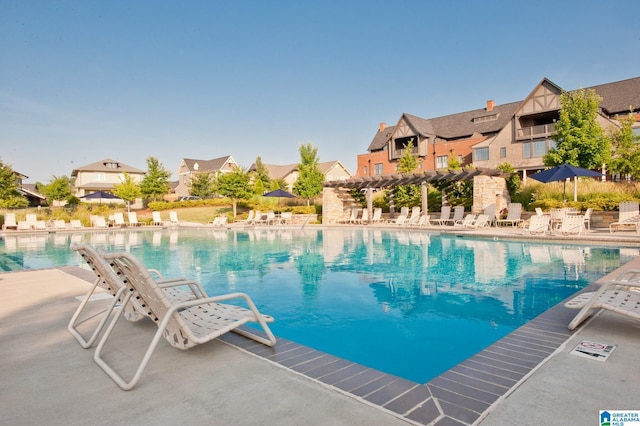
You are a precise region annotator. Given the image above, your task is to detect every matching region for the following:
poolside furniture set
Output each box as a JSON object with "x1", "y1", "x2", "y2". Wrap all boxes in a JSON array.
[{"x1": 68, "y1": 243, "x2": 276, "y2": 390}]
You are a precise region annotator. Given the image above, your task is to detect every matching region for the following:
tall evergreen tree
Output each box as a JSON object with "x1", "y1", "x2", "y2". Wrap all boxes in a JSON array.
[{"x1": 140, "y1": 157, "x2": 171, "y2": 202}]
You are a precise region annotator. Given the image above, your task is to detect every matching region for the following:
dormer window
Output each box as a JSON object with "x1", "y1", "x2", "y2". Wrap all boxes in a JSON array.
[
  {"x1": 473, "y1": 114, "x2": 498, "y2": 123},
  {"x1": 104, "y1": 162, "x2": 120, "y2": 169},
  {"x1": 194, "y1": 163, "x2": 199, "y2": 171}
]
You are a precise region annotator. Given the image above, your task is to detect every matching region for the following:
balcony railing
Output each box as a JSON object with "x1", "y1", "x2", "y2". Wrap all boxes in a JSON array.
[
  {"x1": 391, "y1": 147, "x2": 419, "y2": 160},
  {"x1": 517, "y1": 123, "x2": 555, "y2": 139}
]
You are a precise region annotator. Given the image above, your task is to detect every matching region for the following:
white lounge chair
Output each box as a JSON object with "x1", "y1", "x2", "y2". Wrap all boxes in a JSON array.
[
  {"x1": 390, "y1": 207, "x2": 409, "y2": 225},
  {"x1": 235, "y1": 210, "x2": 255, "y2": 225},
  {"x1": 279, "y1": 212, "x2": 292, "y2": 225},
  {"x1": 454, "y1": 214, "x2": 477, "y2": 228},
  {"x1": 169, "y1": 211, "x2": 180, "y2": 226},
  {"x1": 91, "y1": 216, "x2": 109, "y2": 229},
  {"x1": 557, "y1": 214, "x2": 584, "y2": 235},
  {"x1": 583, "y1": 208, "x2": 593, "y2": 231},
  {"x1": 406, "y1": 206, "x2": 421, "y2": 226},
  {"x1": 2, "y1": 213, "x2": 18, "y2": 230},
  {"x1": 151, "y1": 211, "x2": 164, "y2": 226},
  {"x1": 358, "y1": 208, "x2": 369, "y2": 224},
  {"x1": 495, "y1": 203, "x2": 524, "y2": 227},
  {"x1": 70, "y1": 219, "x2": 84, "y2": 229},
  {"x1": 469, "y1": 214, "x2": 491, "y2": 228},
  {"x1": 128, "y1": 212, "x2": 142, "y2": 227},
  {"x1": 417, "y1": 214, "x2": 431, "y2": 227},
  {"x1": 53, "y1": 219, "x2": 67, "y2": 230},
  {"x1": 565, "y1": 269, "x2": 640, "y2": 330},
  {"x1": 483, "y1": 204, "x2": 497, "y2": 226},
  {"x1": 68, "y1": 243, "x2": 203, "y2": 349},
  {"x1": 610, "y1": 201, "x2": 640, "y2": 233},
  {"x1": 523, "y1": 215, "x2": 550, "y2": 235},
  {"x1": 430, "y1": 206, "x2": 451, "y2": 226},
  {"x1": 94, "y1": 250, "x2": 276, "y2": 390},
  {"x1": 370, "y1": 208, "x2": 383, "y2": 224},
  {"x1": 114, "y1": 212, "x2": 128, "y2": 227},
  {"x1": 443, "y1": 206, "x2": 464, "y2": 226}
]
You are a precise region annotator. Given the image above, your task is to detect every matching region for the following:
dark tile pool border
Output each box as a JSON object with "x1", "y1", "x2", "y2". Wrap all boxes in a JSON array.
[
  {"x1": 219, "y1": 290, "x2": 591, "y2": 426},
  {"x1": 58, "y1": 265, "x2": 588, "y2": 426}
]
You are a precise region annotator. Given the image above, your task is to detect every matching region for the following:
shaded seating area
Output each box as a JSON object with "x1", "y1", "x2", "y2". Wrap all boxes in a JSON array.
[
  {"x1": 565, "y1": 269, "x2": 640, "y2": 330},
  {"x1": 95, "y1": 250, "x2": 276, "y2": 389}
]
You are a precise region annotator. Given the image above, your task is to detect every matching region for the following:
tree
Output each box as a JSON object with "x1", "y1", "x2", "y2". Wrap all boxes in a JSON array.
[
  {"x1": 40, "y1": 175, "x2": 72, "y2": 206},
  {"x1": 397, "y1": 139, "x2": 418, "y2": 173},
  {"x1": 251, "y1": 156, "x2": 271, "y2": 195},
  {"x1": 293, "y1": 143, "x2": 324, "y2": 206},
  {"x1": 609, "y1": 111, "x2": 640, "y2": 182},
  {"x1": 544, "y1": 88, "x2": 610, "y2": 169},
  {"x1": 113, "y1": 172, "x2": 141, "y2": 212},
  {"x1": 216, "y1": 167, "x2": 254, "y2": 217},
  {"x1": 394, "y1": 139, "x2": 421, "y2": 207},
  {"x1": 140, "y1": 157, "x2": 171, "y2": 202},
  {"x1": 189, "y1": 172, "x2": 216, "y2": 198},
  {"x1": 0, "y1": 158, "x2": 28, "y2": 208}
]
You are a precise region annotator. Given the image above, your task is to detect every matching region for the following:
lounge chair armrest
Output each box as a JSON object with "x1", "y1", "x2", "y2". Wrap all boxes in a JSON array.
[
  {"x1": 157, "y1": 279, "x2": 207, "y2": 298},
  {"x1": 148, "y1": 268, "x2": 164, "y2": 279},
  {"x1": 167, "y1": 292, "x2": 267, "y2": 318}
]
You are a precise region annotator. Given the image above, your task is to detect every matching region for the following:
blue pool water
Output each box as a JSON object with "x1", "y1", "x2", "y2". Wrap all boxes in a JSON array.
[{"x1": 1, "y1": 228, "x2": 636, "y2": 382}]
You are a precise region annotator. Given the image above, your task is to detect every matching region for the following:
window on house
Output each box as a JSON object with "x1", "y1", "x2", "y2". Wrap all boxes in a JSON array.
[
  {"x1": 458, "y1": 155, "x2": 463, "y2": 164},
  {"x1": 94, "y1": 172, "x2": 106, "y2": 181},
  {"x1": 500, "y1": 147, "x2": 506, "y2": 158},
  {"x1": 363, "y1": 166, "x2": 368, "y2": 175},
  {"x1": 374, "y1": 163, "x2": 384, "y2": 175},
  {"x1": 474, "y1": 147, "x2": 489, "y2": 161},
  {"x1": 523, "y1": 139, "x2": 549, "y2": 158},
  {"x1": 436, "y1": 155, "x2": 448, "y2": 169}
]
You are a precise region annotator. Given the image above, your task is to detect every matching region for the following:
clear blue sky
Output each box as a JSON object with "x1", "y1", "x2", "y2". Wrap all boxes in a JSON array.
[{"x1": 1, "y1": 0, "x2": 639, "y2": 183}]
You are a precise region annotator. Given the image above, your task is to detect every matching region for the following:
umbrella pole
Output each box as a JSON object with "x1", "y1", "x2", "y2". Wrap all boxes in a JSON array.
[{"x1": 574, "y1": 178, "x2": 578, "y2": 202}]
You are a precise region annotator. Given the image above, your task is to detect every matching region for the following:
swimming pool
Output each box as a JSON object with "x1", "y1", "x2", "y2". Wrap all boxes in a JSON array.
[{"x1": 1, "y1": 228, "x2": 636, "y2": 382}]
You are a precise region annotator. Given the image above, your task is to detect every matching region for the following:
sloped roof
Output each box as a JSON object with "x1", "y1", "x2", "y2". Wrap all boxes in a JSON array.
[
  {"x1": 367, "y1": 125, "x2": 395, "y2": 151},
  {"x1": 586, "y1": 76, "x2": 640, "y2": 115},
  {"x1": 182, "y1": 156, "x2": 234, "y2": 173},
  {"x1": 71, "y1": 158, "x2": 144, "y2": 176},
  {"x1": 318, "y1": 160, "x2": 351, "y2": 176}
]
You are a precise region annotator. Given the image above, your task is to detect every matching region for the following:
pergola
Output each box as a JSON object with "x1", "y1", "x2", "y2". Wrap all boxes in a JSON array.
[
  {"x1": 322, "y1": 167, "x2": 509, "y2": 224},
  {"x1": 323, "y1": 167, "x2": 507, "y2": 190}
]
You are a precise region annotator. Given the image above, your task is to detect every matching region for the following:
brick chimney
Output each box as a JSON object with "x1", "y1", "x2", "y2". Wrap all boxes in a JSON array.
[
  {"x1": 486, "y1": 100, "x2": 495, "y2": 111},
  {"x1": 379, "y1": 122, "x2": 387, "y2": 132}
]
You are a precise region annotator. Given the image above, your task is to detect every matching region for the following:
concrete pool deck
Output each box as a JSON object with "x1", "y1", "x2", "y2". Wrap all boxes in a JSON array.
[{"x1": 1, "y1": 226, "x2": 639, "y2": 425}]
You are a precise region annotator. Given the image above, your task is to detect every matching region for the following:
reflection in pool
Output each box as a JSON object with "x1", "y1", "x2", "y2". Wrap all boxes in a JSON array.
[{"x1": 1, "y1": 228, "x2": 636, "y2": 382}]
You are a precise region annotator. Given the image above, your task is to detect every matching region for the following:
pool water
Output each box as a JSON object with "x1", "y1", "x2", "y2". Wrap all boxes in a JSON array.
[{"x1": 1, "y1": 228, "x2": 635, "y2": 382}]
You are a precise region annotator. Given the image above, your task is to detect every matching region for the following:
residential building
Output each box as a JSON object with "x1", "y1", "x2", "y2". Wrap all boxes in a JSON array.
[
  {"x1": 71, "y1": 158, "x2": 144, "y2": 198},
  {"x1": 175, "y1": 156, "x2": 238, "y2": 198},
  {"x1": 249, "y1": 161, "x2": 352, "y2": 192},
  {"x1": 357, "y1": 76, "x2": 640, "y2": 180}
]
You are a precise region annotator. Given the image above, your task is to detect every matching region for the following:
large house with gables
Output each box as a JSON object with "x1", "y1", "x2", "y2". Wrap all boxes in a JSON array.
[
  {"x1": 249, "y1": 160, "x2": 352, "y2": 192},
  {"x1": 71, "y1": 158, "x2": 145, "y2": 199},
  {"x1": 175, "y1": 156, "x2": 239, "y2": 198},
  {"x1": 357, "y1": 76, "x2": 640, "y2": 181}
]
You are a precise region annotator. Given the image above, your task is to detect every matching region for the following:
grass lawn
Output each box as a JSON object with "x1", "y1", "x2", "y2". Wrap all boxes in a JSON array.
[{"x1": 137, "y1": 205, "x2": 248, "y2": 224}]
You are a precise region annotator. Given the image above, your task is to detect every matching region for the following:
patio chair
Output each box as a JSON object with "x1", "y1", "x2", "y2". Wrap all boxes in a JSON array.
[
  {"x1": 91, "y1": 215, "x2": 109, "y2": 229},
  {"x1": 495, "y1": 203, "x2": 524, "y2": 227},
  {"x1": 70, "y1": 219, "x2": 84, "y2": 229},
  {"x1": 523, "y1": 215, "x2": 550, "y2": 235},
  {"x1": 53, "y1": 219, "x2": 67, "y2": 230},
  {"x1": 279, "y1": 212, "x2": 292, "y2": 225},
  {"x1": 94, "y1": 250, "x2": 276, "y2": 390},
  {"x1": 113, "y1": 212, "x2": 127, "y2": 227},
  {"x1": 68, "y1": 243, "x2": 203, "y2": 349},
  {"x1": 234, "y1": 210, "x2": 255, "y2": 225},
  {"x1": 151, "y1": 211, "x2": 164, "y2": 226},
  {"x1": 610, "y1": 201, "x2": 640, "y2": 233},
  {"x1": 468, "y1": 214, "x2": 490, "y2": 228},
  {"x1": 357, "y1": 208, "x2": 368, "y2": 224},
  {"x1": 417, "y1": 214, "x2": 431, "y2": 227},
  {"x1": 2, "y1": 213, "x2": 18, "y2": 230},
  {"x1": 565, "y1": 269, "x2": 640, "y2": 330},
  {"x1": 405, "y1": 206, "x2": 421, "y2": 226},
  {"x1": 454, "y1": 214, "x2": 477, "y2": 228},
  {"x1": 557, "y1": 214, "x2": 584, "y2": 235},
  {"x1": 583, "y1": 208, "x2": 593, "y2": 231},
  {"x1": 429, "y1": 205, "x2": 451, "y2": 226},
  {"x1": 444, "y1": 206, "x2": 464, "y2": 226},
  {"x1": 169, "y1": 211, "x2": 180, "y2": 226},
  {"x1": 128, "y1": 212, "x2": 143, "y2": 227},
  {"x1": 349, "y1": 208, "x2": 361, "y2": 224},
  {"x1": 390, "y1": 207, "x2": 409, "y2": 225},
  {"x1": 483, "y1": 204, "x2": 497, "y2": 226},
  {"x1": 370, "y1": 208, "x2": 383, "y2": 224}
]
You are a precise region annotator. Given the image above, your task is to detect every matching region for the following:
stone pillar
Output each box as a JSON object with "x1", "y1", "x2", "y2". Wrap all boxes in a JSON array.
[{"x1": 472, "y1": 175, "x2": 509, "y2": 214}]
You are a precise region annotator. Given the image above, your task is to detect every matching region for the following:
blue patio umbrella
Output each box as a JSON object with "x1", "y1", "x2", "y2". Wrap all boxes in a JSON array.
[
  {"x1": 80, "y1": 191, "x2": 121, "y2": 204},
  {"x1": 263, "y1": 189, "x2": 296, "y2": 198},
  {"x1": 529, "y1": 164, "x2": 601, "y2": 202}
]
